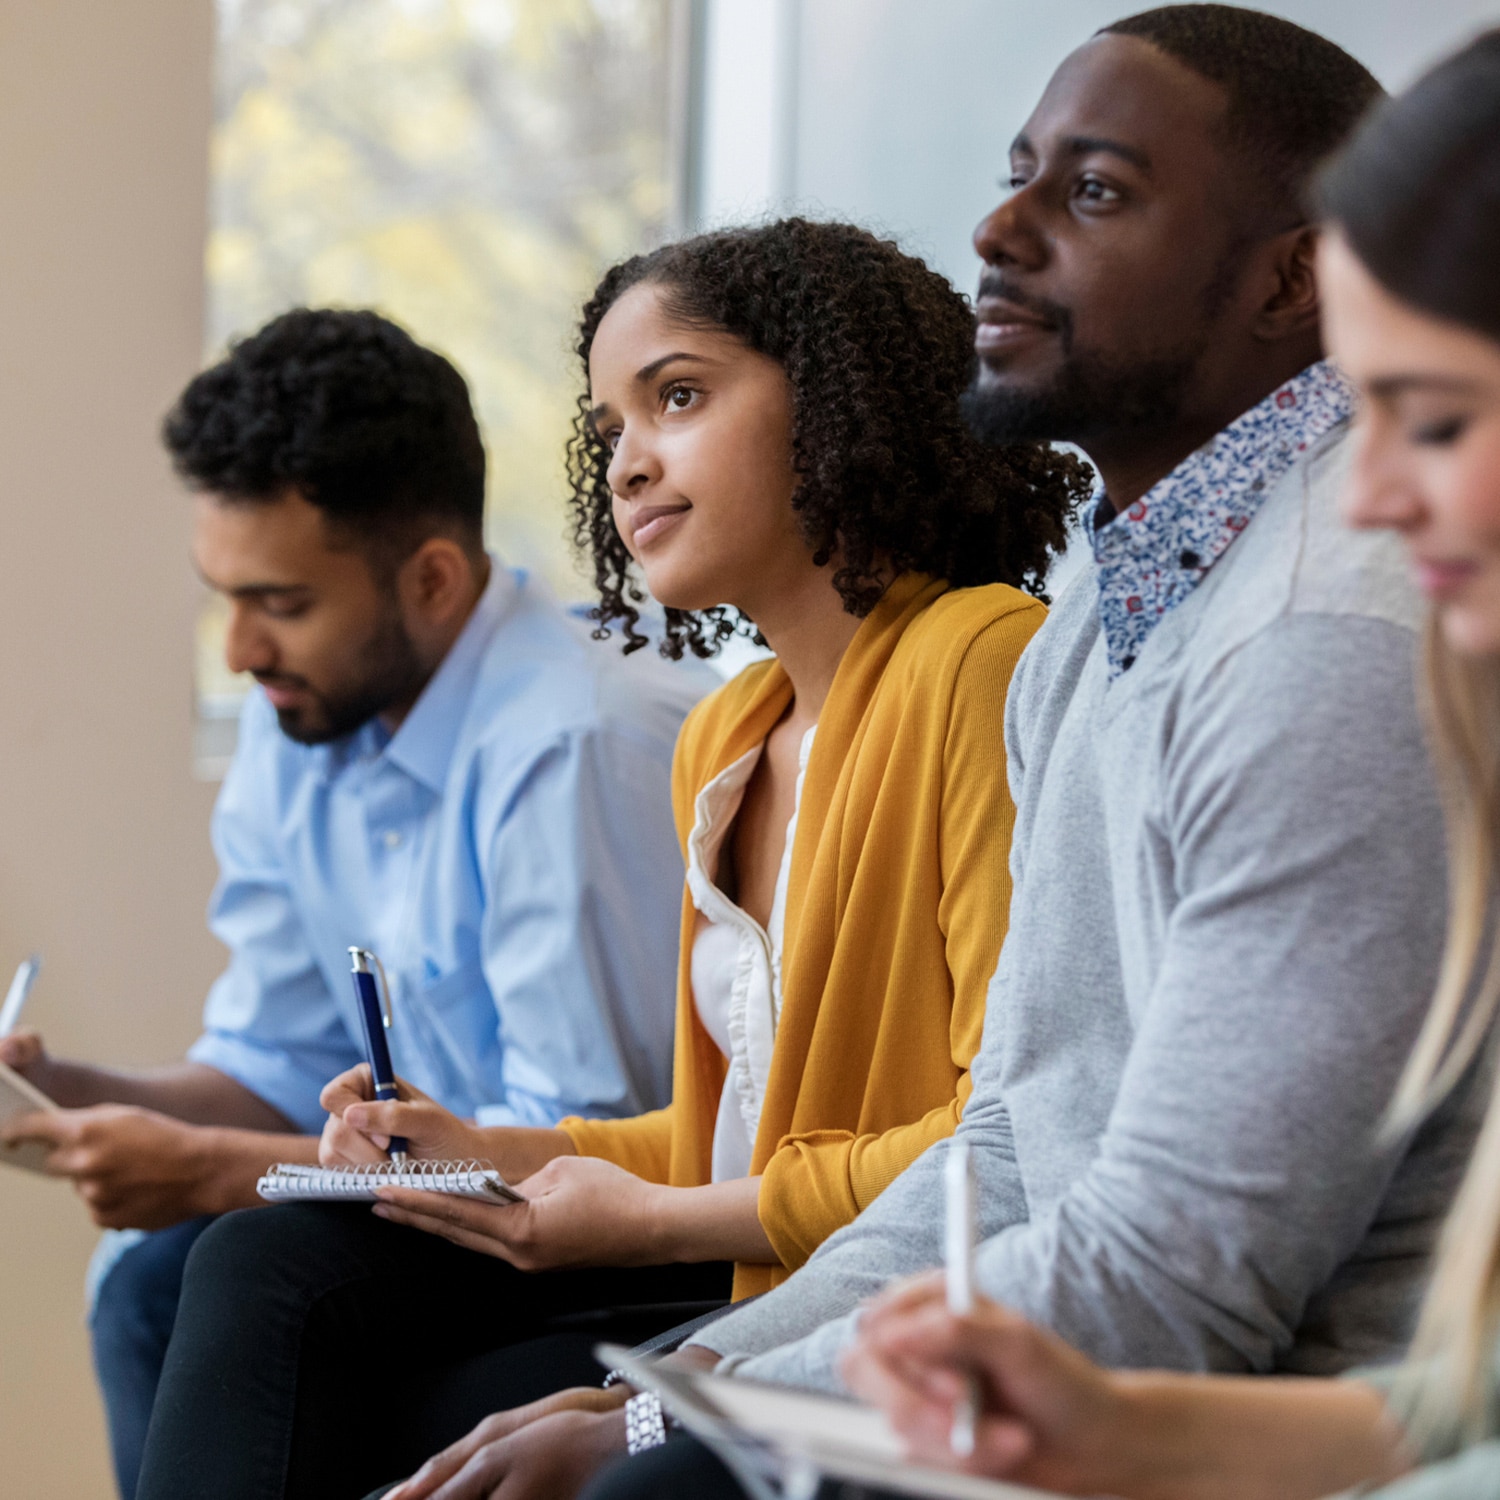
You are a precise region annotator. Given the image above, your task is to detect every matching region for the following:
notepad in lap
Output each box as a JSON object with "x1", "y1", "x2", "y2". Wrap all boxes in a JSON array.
[
  {"x1": 258, "y1": 1159, "x2": 524, "y2": 1204},
  {"x1": 0, "y1": 1057, "x2": 61, "y2": 1175},
  {"x1": 596, "y1": 1343, "x2": 1054, "y2": 1500}
]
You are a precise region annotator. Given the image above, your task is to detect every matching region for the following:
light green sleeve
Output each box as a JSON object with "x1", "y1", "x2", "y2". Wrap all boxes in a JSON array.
[
  {"x1": 1334, "y1": 1441, "x2": 1500, "y2": 1500},
  {"x1": 1330, "y1": 1360, "x2": 1500, "y2": 1499}
]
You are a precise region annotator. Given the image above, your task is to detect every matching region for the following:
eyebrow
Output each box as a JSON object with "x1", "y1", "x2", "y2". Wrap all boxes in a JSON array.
[
  {"x1": 588, "y1": 351, "x2": 713, "y2": 424},
  {"x1": 195, "y1": 568, "x2": 311, "y2": 600},
  {"x1": 1011, "y1": 131, "x2": 1154, "y2": 173},
  {"x1": 1367, "y1": 373, "x2": 1489, "y2": 399}
]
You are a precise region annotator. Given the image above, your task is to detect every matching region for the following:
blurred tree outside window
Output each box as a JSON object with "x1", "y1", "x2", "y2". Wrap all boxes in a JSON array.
[{"x1": 195, "y1": 0, "x2": 682, "y2": 773}]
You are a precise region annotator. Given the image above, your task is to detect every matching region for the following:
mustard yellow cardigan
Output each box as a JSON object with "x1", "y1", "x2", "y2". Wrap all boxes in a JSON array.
[{"x1": 560, "y1": 573, "x2": 1043, "y2": 1297}]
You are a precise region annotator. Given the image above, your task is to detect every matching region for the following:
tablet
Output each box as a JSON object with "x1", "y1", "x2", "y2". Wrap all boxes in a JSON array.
[{"x1": 0, "y1": 1056, "x2": 59, "y2": 1174}]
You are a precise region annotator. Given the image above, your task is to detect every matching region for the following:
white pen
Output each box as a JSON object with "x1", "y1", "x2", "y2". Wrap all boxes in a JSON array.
[
  {"x1": 944, "y1": 1137, "x2": 980, "y2": 1458},
  {"x1": 0, "y1": 955, "x2": 41, "y2": 1038}
]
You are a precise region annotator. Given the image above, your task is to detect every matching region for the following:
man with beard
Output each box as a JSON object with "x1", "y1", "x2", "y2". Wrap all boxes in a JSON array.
[
  {"x1": 0, "y1": 308, "x2": 708, "y2": 1500},
  {"x1": 473, "y1": 8, "x2": 1486, "y2": 1499}
]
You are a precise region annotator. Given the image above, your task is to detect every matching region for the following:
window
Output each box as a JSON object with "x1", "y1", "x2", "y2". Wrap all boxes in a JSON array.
[{"x1": 196, "y1": 0, "x2": 687, "y2": 773}]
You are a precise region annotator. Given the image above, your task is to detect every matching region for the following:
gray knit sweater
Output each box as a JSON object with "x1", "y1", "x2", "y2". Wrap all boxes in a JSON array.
[{"x1": 691, "y1": 422, "x2": 1486, "y2": 1391}]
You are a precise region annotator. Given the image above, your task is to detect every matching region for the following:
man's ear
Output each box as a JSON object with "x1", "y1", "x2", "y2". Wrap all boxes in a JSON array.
[
  {"x1": 397, "y1": 535, "x2": 478, "y2": 629},
  {"x1": 1253, "y1": 224, "x2": 1321, "y2": 343}
]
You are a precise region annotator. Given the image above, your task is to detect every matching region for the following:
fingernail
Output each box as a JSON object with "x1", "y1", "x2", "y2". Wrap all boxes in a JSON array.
[{"x1": 372, "y1": 1205, "x2": 390, "y2": 1218}]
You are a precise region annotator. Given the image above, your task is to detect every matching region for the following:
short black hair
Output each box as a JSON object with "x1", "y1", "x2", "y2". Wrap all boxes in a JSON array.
[
  {"x1": 163, "y1": 308, "x2": 486, "y2": 565},
  {"x1": 567, "y1": 218, "x2": 1093, "y2": 658},
  {"x1": 1318, "y1": 30, "x2": 1500, "y2": 345},
  {"x1": 1100, "y1": 5, "x2": 1384, "y2": 221}
]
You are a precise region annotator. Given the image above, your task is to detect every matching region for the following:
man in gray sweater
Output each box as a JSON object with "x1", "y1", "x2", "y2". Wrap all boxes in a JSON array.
[
  {"x1": 670, "y1": 5, "x2": 1483, "y2": 1401},
  {"x1": 377, "y1": 12, "x2": 1488, "y2": 1498}
]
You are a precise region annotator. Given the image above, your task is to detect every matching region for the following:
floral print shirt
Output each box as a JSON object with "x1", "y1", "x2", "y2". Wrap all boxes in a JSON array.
[{"x1": 1090, "y1": 359, "x2": 1357, "y2": 679}]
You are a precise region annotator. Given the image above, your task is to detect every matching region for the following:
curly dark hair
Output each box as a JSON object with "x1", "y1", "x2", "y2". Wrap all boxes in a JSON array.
[
  {"x1": 565, "y1": 218, "x2": 1093, "y2": 657},
  {"x1": 163, "y1": 308, "x2": 486, "y2": 570}
]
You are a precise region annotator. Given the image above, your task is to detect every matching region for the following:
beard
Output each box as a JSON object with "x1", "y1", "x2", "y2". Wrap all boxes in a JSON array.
[
  {"x1": 263, "y1": 604, "x2": 430, "y2": 746},
  {"x1": 961, "y1": 340, "x2": 1205, "y2": 450},
  {"x1": 964, "y1": 259, "x2": 1238, "y2": 450}
]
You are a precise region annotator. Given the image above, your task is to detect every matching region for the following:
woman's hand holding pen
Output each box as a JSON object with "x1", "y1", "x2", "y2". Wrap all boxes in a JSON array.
[
  {"x1": 838, "y1": 1273, "x2": 1130, "y2": 1492},
  {"x1": 318, "y1": 1065, "x2": 573, "y2": 1186},
  {"x1": 318, "y1": 1066, "x2": 483, "y2": 1165}
]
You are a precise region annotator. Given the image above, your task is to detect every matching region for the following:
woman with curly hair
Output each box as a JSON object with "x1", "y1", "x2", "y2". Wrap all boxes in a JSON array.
[{"x1": 131, "y1": 218, "x2": 1088, "y2": 1500}]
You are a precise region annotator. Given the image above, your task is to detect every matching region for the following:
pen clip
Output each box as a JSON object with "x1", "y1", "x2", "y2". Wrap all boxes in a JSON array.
[{"x1": 348, "y1": 946, "x2": 395, "y2": 1029}]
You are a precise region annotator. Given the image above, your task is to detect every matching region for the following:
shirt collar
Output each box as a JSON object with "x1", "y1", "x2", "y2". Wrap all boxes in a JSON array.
[
  {"x1": 376, "y1": 558, "x2": 516, "y2": 794},
  {"x1": 1089, "y1": 359, "x2": 1355, "y2": 679}
]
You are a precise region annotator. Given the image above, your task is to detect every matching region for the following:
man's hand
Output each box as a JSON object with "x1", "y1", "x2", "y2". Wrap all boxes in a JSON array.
[
  {"x1": 319, "y1": 1066, "x2": 484, "y2": 1165},
  {"x1": 0, "y1": 1029, "x2": 58, "y2": 1095},
  {"x1": 372, "y1": 1155, "x2": 671, "y2": 1270},
  {"x1": 387, "y1": 1388, "x2": 627, "y2": 1500},
  {"x1": 3, "y1": 1105, "x2": 253, "y2": 1228},
  {"x1": 839, "y1": 1273, "x2": 1127, "y2": 1491}
]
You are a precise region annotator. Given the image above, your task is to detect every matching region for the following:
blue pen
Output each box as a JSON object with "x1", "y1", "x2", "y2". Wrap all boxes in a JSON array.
[{"x1": 348, "y1": 947, "x2": 407, "y2": 1162}]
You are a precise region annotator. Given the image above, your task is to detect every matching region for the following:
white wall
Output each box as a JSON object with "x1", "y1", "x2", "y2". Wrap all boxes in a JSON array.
[
  {"x1": 0, "y1": 2, "x2": 220, "y2": 1494},
  {"x1": 697, "y1": 0, "x2": 1500, "y2": 293}
]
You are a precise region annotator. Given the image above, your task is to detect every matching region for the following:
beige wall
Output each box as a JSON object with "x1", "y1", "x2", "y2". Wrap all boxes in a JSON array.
[{"x1": 0, "y1": 2, "x2": 220, "y2": 1493}]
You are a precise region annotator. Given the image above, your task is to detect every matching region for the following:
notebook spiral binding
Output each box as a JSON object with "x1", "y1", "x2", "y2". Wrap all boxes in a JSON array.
[{"x1": 260, "y1": 1158, "x2": 514, "y2": 1198}]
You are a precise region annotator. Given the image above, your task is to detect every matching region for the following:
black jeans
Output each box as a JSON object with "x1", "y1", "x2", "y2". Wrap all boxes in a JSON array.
[
  {"x1": 133, "y1": 1203, "x2": 731, "y2": 1500},
  {"x1": 579, "y1": 1434, "x2": 895, "y2": 1500}
]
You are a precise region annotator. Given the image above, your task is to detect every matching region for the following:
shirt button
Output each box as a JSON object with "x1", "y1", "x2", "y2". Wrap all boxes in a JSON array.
[{"x1": 382, "y1": 830, "x2": 403, "y2": 849}]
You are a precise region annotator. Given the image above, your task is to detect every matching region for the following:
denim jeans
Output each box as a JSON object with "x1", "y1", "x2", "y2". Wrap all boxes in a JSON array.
[{"x1": 88, "y1": 1216, "x2": 217, "y2": 1500}]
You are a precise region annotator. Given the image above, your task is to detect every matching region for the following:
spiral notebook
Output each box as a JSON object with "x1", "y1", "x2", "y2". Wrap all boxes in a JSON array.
[{"x1": 257, "y1": 1159, "x2": 524, "y2": 1204}]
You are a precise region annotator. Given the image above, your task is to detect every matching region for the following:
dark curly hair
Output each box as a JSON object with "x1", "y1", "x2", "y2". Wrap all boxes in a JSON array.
[
  {"x1": 566, "y1": 218, "x2": 1093, "y2": 657},
  {"x1": 163, "y1": 308, "x2": 486, "y2": 571}
]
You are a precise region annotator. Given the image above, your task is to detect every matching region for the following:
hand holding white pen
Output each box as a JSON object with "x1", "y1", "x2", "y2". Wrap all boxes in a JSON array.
[
  {"x1": 0, "y1": 956, "x2": 49, "y2": 1086},
  {"x1": 944, "y1": 1138, "x2": 980, "y2": 1457}
]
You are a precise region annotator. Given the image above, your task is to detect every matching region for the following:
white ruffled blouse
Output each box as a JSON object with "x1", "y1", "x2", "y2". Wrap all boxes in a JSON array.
[{"x1": 686, "y1": 724, "x2": 816, "y2": 1183}]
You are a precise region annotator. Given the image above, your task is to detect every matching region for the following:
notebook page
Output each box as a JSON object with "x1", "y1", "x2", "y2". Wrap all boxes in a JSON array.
[{"x1": 0, "y1": 1057, "x2": 60, "y2": 1175}]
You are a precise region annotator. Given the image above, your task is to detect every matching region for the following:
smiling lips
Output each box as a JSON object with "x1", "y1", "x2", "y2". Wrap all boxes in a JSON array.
[
  {"x1": 1414, "y1": 556, "x2": 1481, "y2": 599},
  {"x1": 975, "y1": 297, "x2": 1056, "y2": 355},
  {"x1": 629, "y1": 503, "x2": 691, "y2": 550}
]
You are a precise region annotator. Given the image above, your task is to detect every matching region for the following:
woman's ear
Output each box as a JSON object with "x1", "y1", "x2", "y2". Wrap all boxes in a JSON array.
[{"x1": 1253, "y1": 224, "x2": 1322, "y2": 343}]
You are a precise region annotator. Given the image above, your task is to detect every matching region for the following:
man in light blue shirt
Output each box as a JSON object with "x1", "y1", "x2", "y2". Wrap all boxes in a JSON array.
[
  {"x1": 192, "y1": 558, "x2": 690, "y2": 1135},
  {"x1": 0, "y1": 308, "x2": 706, "y2": 1498}
]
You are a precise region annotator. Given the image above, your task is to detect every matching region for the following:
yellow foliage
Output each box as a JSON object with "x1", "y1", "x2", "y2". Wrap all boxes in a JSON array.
[{"x1": 207, "y1": 0, "x2": 674, "y2": 608}]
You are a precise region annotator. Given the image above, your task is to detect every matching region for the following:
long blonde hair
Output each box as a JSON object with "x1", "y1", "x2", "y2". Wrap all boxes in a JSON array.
[{"x1": 1395, "y1": 624, "x2": 1500, "y2": 1436}]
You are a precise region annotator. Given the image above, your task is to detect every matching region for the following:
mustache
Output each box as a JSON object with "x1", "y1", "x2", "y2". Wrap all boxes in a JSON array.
[{"x1": 975, "y1": 272, "x2": 1074, "y2": 348}]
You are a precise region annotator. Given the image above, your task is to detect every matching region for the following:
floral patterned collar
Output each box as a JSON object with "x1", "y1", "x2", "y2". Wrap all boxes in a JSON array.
[{"x1": 1089, "y1": 359, "x2": 1356, "y2": 679}]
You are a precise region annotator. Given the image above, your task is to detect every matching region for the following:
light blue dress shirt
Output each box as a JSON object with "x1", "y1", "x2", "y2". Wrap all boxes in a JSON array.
[{"x1": 186, "y1": 561, "x2": 709, "y2": 1133}]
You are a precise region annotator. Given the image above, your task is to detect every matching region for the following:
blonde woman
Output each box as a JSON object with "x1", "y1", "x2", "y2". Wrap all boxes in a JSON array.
[{"x1": 842, "y1": 32, "x2": 1500, "y2": 1500}]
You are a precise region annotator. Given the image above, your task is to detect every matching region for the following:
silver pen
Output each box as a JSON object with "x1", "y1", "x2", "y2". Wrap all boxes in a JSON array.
[
  {"x1": 945, "y1": 1138, "x2": 980, "y2": 1458},
  {"x1": 0, "y1": 955, "x2": 42, "y2": 1038}
]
